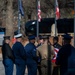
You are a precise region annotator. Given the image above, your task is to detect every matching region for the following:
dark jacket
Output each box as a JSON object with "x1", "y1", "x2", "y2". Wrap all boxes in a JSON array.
[
  {"x1": 56, "y1": 44, "x2": 71, "y2": 75},
  {"x1": 53, "y1": 43, "x2": 61, "y2": 49},
  {"x1": 24, "y1": 42, "x2": 37, "y2": 62},
  {"x1": 12, "y1": 42, "x2": 26, "y2": 60},
  {"x1": 2, "y1": 43, "x2": 15, "y2": 62}
]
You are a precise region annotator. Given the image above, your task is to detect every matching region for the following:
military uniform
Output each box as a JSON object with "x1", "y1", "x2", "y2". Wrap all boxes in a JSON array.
[
  {"x1": 36, "y1": 43, "x2": 42, "y2": 75},
  {"x1": 24, "y1": 35, "x2": 37, "y2": 75},
  {"x1": 12, "y1": 34, "x2": 26, "y2": 75},
  {"x1": 56, "y1": 34, "x2": 74, "y2": 75},
  {"x1": 37, "y1": 40, "x2": 48, "y2": 75}
]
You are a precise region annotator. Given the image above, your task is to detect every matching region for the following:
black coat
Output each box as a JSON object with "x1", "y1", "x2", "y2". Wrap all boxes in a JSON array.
[
  {"x1": 2, "y1": 43, "x2": 15, "y2": 62},
  {"x1": 53, "y1": 43, "x2": 61, "y2": 49},
  {"x1": 12, "y1": 42, "x2": 26, "y2": 60},
  {"x1": 56, "y1": 44, "x2": 71, "y2": 75}
]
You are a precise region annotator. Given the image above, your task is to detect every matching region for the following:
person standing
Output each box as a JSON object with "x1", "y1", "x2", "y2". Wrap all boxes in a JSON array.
[
  {"x1": 2, "y1": 36, "x2": 15, "y2": 75},
  {"x1": 12, "y1": 33, "x2": 26, "y2": 75},
  {"x1": 52, "y1": 36, "x2": 61, "y2": 75},
  {"x1": 37, "y1": 37, "x2": 49, "y2": 75},
  {"x1": 24, "y1": 35, "x2": 37, "y2": 75},
  {"x1": 56, "y1": 33, "x2": 75, "y2": 75},
  {"x1": 36, "y1": 36, "x2": 44, "y2": 75}
]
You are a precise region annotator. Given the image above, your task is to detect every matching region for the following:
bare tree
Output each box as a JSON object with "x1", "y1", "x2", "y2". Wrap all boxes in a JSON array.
[
  {"x1": 0, "y1": 0, "x2": 73, "y2": 37},
  {"x1": 6, "y1": 0, "x2": 14, "y2": 38}
]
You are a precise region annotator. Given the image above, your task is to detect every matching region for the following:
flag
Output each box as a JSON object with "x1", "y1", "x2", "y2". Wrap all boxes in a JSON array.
[
  {"x1": 52, "y1": 48, "x2": 59, "y2": 63},
  {"x1": 19, "y1": 0, "x2": 24, "y2": 16},
  {"x1": 56, "y1": 0, "x2": 60, "y2": 20},
  {"x1": 38, "y1": 0, "x2": 41, "y2": 22}
]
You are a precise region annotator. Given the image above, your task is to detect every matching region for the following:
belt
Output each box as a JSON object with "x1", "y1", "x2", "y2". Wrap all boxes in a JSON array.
[
  {"x1": 42, "y1": 59, "x2": 47, "y2": 60},
  {"x1": 42, "y1": 59, "x2": 51, "y2": 60}
]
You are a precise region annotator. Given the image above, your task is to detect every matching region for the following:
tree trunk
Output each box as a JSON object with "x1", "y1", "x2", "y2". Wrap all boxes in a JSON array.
[{"x1": 6, "y1": 0, "x2": 14, "y2": 38}]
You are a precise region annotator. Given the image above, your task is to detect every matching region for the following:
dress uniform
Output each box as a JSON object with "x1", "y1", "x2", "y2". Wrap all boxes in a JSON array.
[
  {"x1": 12, "y1": 33, "x2": 26, "y2": 75},
  {"x1": 36, "y1": 36, "x2": 44, "y2": 75},
  {"x1": 24, "y1": 35, "x2": 37, "y2": 75},
  {"x1": 2, "y1": 36, "x2": 15, "y2": 75},
  {"x1": 37, "y1": 36, "x2": 54, "y2": 75},
  {"x1": 37, "y1": 38, "x2": 48, "y2": 75},
  {"x1": 56, "y1": 33, "x2": 74, "y2": 75}
]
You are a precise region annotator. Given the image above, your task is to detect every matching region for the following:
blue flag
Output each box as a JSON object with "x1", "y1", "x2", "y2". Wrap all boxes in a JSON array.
[{"x1": 19, "y1": 0, "x2": 24, "y2": 16}]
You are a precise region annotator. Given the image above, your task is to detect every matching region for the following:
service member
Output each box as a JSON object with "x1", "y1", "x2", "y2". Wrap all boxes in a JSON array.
[
  {"x1": 36, "y1": 36, "x2": 44, "y2": 75},
  {"x1": 56, "y1": 33, "x2": 74, "y2": 75},
  {"x1": 24, "y1": 35, "x2": 37, "y2": 75},
  {"x1": 37, "y1": 37, "x2": 48, "y2": 75},
  {"x1": 12, "y1": 33, "x2": 26, "y2": 75},
  {"x1": 2, "y1": 36, "x2": 15, "y2": 75}
]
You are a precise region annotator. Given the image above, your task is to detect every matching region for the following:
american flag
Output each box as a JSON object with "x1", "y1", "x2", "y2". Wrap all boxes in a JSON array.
[
  {"x1": 38, "y1": 0, "x2": 41, "y2": 22},
  {"x1": 56, "y1": 0, "x2": 60, "y2": 20},
  {"x1": 52, "y1": 48, "x2": 59, "y2": 63}
]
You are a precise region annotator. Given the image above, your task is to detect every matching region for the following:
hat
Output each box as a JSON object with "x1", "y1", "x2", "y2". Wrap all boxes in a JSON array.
[
  {"x1": 39, "y1": 35, "x2": 48, "y2": 40},
  {"x1": 4, "y1": 36, "x2": 10, "y2": 40},
  {"x1": 14, "y1": 33, "x2": 22, "y2": 38},
  {"x1": 28, "y1": 35, "x2": 35, "y2": 40},
  {"x1": 53, "y1": 36, "x2": 58, "y2": 41},
  {"x1": 39, "y1": 35, "x2": 43, "y2": 40},
  {"x1": 62, "y1": 33, "x2": 72, "y2": 40}
]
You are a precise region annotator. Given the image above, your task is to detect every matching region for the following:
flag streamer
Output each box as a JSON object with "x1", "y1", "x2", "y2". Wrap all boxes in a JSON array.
[
  {"x1": 19, "y1": 0, "x2": 24, "y2": 16},
  {"x1": 56, "y1": 0, "x2": 60, "y2": 20},
  {"x1": 38, "y1": 0, "x2": 41, "y2": 22}
]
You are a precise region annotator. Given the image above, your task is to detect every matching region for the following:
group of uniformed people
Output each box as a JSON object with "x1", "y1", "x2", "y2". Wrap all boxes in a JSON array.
[
  {"x1": 1, "y1": 33, "x2": 75, "y2": 75},
  {"x1": 2, "y1": 34, "x2": 40, "y2": 75}
]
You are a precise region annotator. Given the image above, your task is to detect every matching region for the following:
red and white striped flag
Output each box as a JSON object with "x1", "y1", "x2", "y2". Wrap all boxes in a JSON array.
[
  {"x1": 56, "y1": 0, "x2": 60, "y2": 20},
  {"x1": 38, "y1": 0, "x2": 41, "y2": 22},
  {"x1": 52, "y1": 48, "x2": 59, "y2": 63}
]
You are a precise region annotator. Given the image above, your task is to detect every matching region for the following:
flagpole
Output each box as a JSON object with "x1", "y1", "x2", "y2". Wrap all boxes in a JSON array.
[
  {"x1": 18, "y1": 0, "x2": 21, "y2": 34},
  {"x1": 55, "y1": 0, "x2": 57, "y2": 36},
  {"x1": 36, "y1": 0, "x2": 39, "y2": 39},
  {"x1": 74, "y1": 0, "x2": 75, "y2": 47}
]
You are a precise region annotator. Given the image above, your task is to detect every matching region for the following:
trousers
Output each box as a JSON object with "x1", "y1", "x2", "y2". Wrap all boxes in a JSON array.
[
  {"x1": 52, "y1": 66, "x2": 59, "y2": 75},
  {"x1": 27, "y1": 59, "x2": 37, "y2": 75},
  {"x1": 3, "y1": 59, "x2": 14, "y2": 75},
  {"x1": 41, "y1": 60, "x2": 47, "y2": 75},
  {"x1": 15, "y1": 59, "x2": 26, "y2": 75}
]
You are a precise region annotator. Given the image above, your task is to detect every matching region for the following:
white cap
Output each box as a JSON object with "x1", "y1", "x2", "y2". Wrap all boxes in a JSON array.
[{"x1": 14, "y1": 33, "x2": 22, "y2": 38}]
